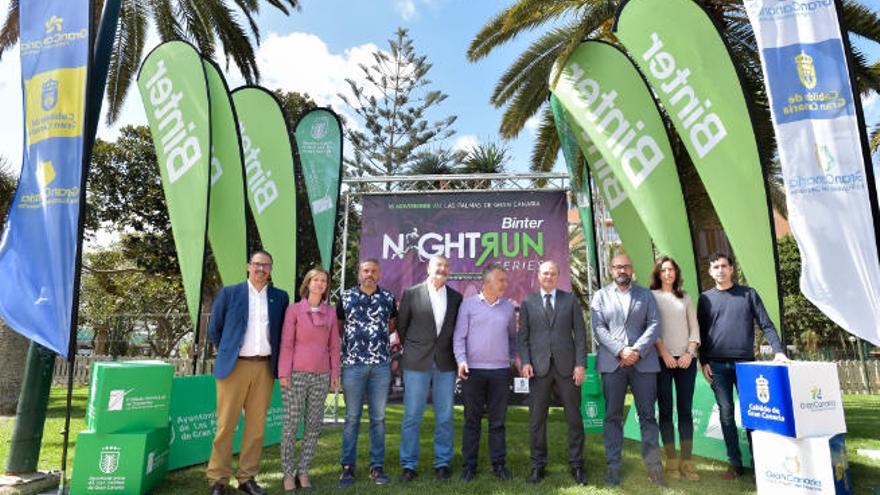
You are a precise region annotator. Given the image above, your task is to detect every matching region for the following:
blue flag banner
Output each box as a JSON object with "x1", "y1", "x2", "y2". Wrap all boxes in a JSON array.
[{"x1": 0, "y1": 0, "x2": 91, "y2": 357}]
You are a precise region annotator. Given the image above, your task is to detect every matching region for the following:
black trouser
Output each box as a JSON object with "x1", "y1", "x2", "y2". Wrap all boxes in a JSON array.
[
  {"x1": 528, "y1": 360, "x2": 584, "y2": 468},
  {"x1": 657, "y1": 357, "x2": 697, "y2": 458},
  {"x1": 461, "y1": 368, "x2": 509, "y2": 468}
]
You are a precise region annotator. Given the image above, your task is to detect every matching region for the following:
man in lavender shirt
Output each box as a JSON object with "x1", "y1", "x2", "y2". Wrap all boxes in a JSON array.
[{"x1": 453, "y1": 263, "x2": 518, "y2": 482}]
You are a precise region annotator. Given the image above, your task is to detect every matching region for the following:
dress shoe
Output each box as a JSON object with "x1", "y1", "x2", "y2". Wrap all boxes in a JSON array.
[
  {"x1": 400, "y1": 468, "x2": 418, "y2": 482},
  {"x1": 210, "y1": 483, "x2": 227, "y2": 495},
  {"x1": 526, "y1": 466, "x2": 544, "y2": 484},
  {"x1": 237, "y1": 479, "x2": 267, "y2": 495},
  {"x1": 648, "y1": 469, "x2": 668, "y2": 488},
  {"x1": 605, "y1": 468, "x2": 621, "y2": 487},
  {"x1": 460, "y1": 466, "x2": 476, "y2": 482},
  {"x1": 680, "y1": 459, "x2": 700, "y2": 481},
  {"x1": 720, "y1": 465, "x2": 745, "y2": 480},
  {"x1": 296, "y1": 474, "x2": 314, "y2": 492},
  {"x1": 571, "y1": 466, "x2": 588, "y2": 485},
  {"x1": 492, "y1": 464, "x2": 512, "y2": 481},
  {"x1": 435, "y1": 466, "x2": 451, "y2": 480}
]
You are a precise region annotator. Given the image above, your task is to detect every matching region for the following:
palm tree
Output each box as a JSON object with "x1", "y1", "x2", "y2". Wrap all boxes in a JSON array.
[
  {"x1": 468, "y1": 0, "x2": 880, "y2": 188},
  {"x1": 0, "y1": 0, "x2": 301, "y2": 123},
  {"x1": 459, "y1": 141, "x2": 510, "y2": 189},
  {"x1": 406, "y1": 147, "x2": 463, "y2": 190}
]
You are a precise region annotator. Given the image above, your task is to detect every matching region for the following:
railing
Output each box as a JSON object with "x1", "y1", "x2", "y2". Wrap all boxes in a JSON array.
[{"x1": 52, "y1": 355, "x2": 215, "y2": 385}]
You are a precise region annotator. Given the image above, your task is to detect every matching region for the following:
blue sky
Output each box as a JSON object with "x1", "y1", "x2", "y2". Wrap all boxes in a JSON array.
[{"x1": 1, "y1": 0, "x2": 880, "y2": 176}]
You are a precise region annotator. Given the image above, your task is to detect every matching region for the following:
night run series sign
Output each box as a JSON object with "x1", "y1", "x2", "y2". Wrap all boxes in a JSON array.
[{"x1": 359, "y1": 191, "x2": 570, "y2": 304}]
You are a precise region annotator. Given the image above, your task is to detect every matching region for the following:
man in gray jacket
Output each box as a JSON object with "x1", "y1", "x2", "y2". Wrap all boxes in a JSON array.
[
  {"x1": 590, "y1": 253, "x2": 665, "y2": 488},
  {"x1": 519, "y1": 261, "x2": 588, "y2": 486}
]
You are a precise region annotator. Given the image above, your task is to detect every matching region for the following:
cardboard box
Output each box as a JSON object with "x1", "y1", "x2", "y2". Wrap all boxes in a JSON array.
[
  {"x1": 71, "y1": 428, "x2": 170, "y2": 494},
  {"x1": 86, "y1": 361, "x2": 174, "y2": 434},
  {"x1": 736, "y1": 361, "x2": 845, "y2": 438},
  {"x1": 753, "y1": 430, "x2": 852, "y2": 494}
]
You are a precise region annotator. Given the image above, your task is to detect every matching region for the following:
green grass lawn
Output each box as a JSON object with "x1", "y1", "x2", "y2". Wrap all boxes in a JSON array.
[{"x1": 1, "y1": 389, "x2": 879, "y2": 494}]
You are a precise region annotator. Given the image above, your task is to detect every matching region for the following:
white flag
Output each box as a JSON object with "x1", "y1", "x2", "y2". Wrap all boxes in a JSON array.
[{"x1": 745, "y1": 0, "x2": 880, "y2": 345}]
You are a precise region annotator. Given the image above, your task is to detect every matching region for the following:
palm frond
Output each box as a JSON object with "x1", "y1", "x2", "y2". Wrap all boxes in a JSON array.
[
  {"x1": 105, "y1": 0, "x2": 148, "y2": 123},
  {"x1": 842, "y1": 0, "x2": 880, "y2": 45},
  {"x1": 0, "y1": 0, "x2": 19, "y2": 59},
  {"x1": 529, "y1": 105, "x2": 560, "y2": 173}
]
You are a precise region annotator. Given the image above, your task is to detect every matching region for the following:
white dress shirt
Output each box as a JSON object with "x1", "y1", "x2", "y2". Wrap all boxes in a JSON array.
[
  {"x1": 426, "y1": 282, "x2": 447, "y2": 336},
  {"x1": 240, "y1": 280, "x2": 272, "y2": 356},
  {"x1": 614, "y1": 285, "x2": 632, "y2": 320},
  {"x1": 539, "y1": 288, "x2": 557, "y2": 310}
]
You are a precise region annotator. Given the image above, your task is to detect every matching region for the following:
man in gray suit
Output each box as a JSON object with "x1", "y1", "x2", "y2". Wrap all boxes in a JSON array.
[
  {"x1": 590, "y1": 253, "x2": 665, "y2": 488},
  {"x1": 519, "y1": 261, "x2": 588, "y2": 486},
  {"x1": 397, "y1": 255, "x2": 463, "y2": 481}
]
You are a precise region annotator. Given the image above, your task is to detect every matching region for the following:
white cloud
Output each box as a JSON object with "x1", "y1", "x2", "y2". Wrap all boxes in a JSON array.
[
  {"x1": 524, "y1": 114, "x2": 541, "y2": 136},
  {"x1": 453, "y1": 134, "x2": 479, "y2": 153},
  {"x1": 0, "y1": 44, "x2": 22, "y2": 175},
  {"x1": 394, "y1": 0, "x2": 418, "y2": 20}
]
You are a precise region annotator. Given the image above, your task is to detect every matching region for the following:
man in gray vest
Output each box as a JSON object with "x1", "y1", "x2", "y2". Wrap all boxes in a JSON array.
[
  {"x1": 518, "y1": 261, "x2": 588, "y2": 486},
  {"x1": 590, "y1": 253, "x2": 665, "y2": 487}
]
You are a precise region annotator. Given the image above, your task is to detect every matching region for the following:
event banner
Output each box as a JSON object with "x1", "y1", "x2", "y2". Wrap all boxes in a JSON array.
[
  {"x1": 359, "y1": 191, "x2": 570, "y2": 303},
  {"x1": 294, "y1": 108, "x2": 343, "y2": 271},
  {"x1": 616, "y1": 0, "x2": 782, "y2": 327},
  {"x1": 0, "y1": 0, "x2": 91, "y2": 356},
  {"x1": 137, "y1": 41, "x2": 211, "y2": 329},
  {"x1": 549, "y1": 94, "x2": 599, "y2": 290},
  {"x1": 745, "y1": 0, "x2": 880, "y2": 345},
  {"x1": 552, "y1": 41, "x2": 699, "y2": 297},
  {"x1": 203, "y1": 58, "x2": 247, "y2": 286},
  {"x1": 554, "y1": 101, "x2": 655, "y2": 286},
  {"x1": 231, "y1": 87, "x2": 297, "y2": 295}
]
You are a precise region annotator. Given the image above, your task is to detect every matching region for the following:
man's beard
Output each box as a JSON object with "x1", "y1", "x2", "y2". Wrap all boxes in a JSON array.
[{"x1": 615, "y1": 274, "x2": 631, "y2": 286}]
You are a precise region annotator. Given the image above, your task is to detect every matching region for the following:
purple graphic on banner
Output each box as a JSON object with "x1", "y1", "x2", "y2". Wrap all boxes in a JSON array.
[{"x1": 360, "y1": 191, "x2": 571, "y2": 303}]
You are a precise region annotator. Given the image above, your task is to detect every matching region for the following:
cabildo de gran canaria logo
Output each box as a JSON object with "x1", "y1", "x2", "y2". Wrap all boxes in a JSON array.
[
  {"x1": 796, "y1": 50, "x2": 817, "y2": 89},
  {"x1": 20, "y1": 14, "x2": 88, "y2": 57},
  {"x1": 756, "y1": 374, "x2": 771, "y2": 404}
]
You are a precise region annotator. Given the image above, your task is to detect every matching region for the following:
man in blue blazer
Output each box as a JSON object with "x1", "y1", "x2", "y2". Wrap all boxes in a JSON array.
[
  {"x1": 590, "y1": 253, "x2": 665, "y2": 488},
  {"x1": 206, "y1": 251, "x2": 289, "y2": 495}
]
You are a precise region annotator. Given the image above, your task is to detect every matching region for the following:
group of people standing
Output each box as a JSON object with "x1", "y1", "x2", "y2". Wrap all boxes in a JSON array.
[{"x1": 204, "y1": 249, "x2": 786, "y2": 494}]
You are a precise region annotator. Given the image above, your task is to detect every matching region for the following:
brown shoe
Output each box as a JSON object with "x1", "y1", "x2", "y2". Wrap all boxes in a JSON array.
[
  {"x1": 680, "y1": 459, "x2": 700, "y2": 481},
  {"x1": 665, "y1": 458, "x2": 681, "y2": 481},
  {"x1": 720, "y1": 465, "x2": 745, "y2": 480}
]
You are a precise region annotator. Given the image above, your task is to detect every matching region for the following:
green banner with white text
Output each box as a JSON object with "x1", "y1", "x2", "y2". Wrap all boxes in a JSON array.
[
  {"x1": 615, "y1": 0, "x2": 781, "y2": 327},
  {"x1": 294, "y1": 108, "x2": 343, "y2": 272},
  {"x1": 550, "y1": 95, "x2": 599, "y2": 290},
  {"x1": 552, "y1": 41, "x2": 699, "y2": 297},
  {"x1": 555, "y1": 104, "x2": 654, "y2": 286},
  {"x1": 137, "y1": 41, "x2": 210, "y2": 328},
  {"x1": 231, "y1": 87, "x2": 298, "y2": 295},
  {"x1": 203, "y1": 59, "x2": 247, "y2": 286}
]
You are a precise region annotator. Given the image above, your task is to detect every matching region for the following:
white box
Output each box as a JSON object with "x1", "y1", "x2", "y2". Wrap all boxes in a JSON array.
[{"x1": 753, "y1": 430, "x2": 853, "y2": 494}]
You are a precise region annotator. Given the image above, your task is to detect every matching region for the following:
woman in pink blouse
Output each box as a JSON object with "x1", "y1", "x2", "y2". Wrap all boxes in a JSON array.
[{"x1": 278, "y1": 267, "x2": 341, "y2": 492}]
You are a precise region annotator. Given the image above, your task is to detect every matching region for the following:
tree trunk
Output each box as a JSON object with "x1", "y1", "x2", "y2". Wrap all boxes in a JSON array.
[{"x1": 0, "y1": 320, "x2": 31, "y2": 415}]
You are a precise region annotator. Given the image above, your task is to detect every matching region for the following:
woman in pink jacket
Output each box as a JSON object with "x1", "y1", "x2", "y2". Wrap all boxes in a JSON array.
[{"x1": 278, "y1": 267, "x2": 341, "y2": 492}]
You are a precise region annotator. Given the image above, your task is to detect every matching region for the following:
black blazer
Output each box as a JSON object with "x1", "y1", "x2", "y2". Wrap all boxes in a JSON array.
[
  {"x1": 518, "y1": 289, "x2": 587, "y2": 377},
  {"x1": 397, "y1": 282, "x2": 463, "y2": 372}
]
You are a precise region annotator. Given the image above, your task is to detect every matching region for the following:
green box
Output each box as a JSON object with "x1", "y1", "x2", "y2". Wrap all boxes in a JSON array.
[
  {"x1": 581, "y1": 354, "x2": 605, "y2": 433},
  {"x1": 71, "y1": 428, "x2": 170, "y2": 494},
  {"x1": 86, "y1": 361, "x2": 174, "y2": 434}
]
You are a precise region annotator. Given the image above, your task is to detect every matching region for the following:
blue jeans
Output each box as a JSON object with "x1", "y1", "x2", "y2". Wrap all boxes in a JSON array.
[
  {"x1": 341, "y1": 362, "x2": 391, "y2": 469},
  {"x1": 399, "y1": 366, "x2": 456, "y2": 470},
  {"x1": 708, "y1": 361, "x2": 753, "y2": 467}
]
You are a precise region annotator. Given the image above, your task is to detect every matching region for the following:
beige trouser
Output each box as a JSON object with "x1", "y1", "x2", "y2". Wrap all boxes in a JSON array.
[{"x1": 207, "y1": 358, "x2": 275, "y2": 485}]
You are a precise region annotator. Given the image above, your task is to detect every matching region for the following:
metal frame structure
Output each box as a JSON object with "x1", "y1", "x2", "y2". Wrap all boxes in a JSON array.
[{"x1": 322, "y1": 172, "x2": 612, "y2": 423}]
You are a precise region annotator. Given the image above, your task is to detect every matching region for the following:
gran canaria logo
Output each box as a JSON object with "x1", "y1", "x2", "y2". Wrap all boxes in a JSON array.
[
  {"x1": 796, "y1": 50, "x2": 817, "y2": 90},
  {"x1": 98, "y1": 446, "x2": 121, "y2": 474},
  {"x1": 45, "y1": 15, "x2": 63, "y2": 34},
  {"x1": 814, "y1": 144, "x2": 835, "y2": 173},
  {"x1": 310, "y1": 117, "x2": 329, "y2": 140},
  {"x1": 41, "y1": 79, "x2": 58, "y2": 112}
]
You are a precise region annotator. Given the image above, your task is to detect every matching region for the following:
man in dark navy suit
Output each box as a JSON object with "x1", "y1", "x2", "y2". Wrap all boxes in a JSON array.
[{"x1": 206, "y1": 251, "x2": 289, "y2": 495}]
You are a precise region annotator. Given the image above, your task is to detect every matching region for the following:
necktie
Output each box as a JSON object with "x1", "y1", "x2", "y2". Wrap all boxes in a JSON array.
[{"x1": 544, "y1": 293, "x2": 554, "y2": 321}]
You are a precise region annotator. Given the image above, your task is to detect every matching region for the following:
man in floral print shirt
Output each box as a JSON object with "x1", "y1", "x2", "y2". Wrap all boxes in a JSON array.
[{"x1": 335, "y1": 258, "x2": 398, "y2": 486}]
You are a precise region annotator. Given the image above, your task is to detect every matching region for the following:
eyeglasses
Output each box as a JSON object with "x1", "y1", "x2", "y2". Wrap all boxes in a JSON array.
[
  {"x1": 611, "y1": 264, "x2": 633, "y2": 271},
  {"x1": 250, "y1": 262, "x2": 273, "y2": 269}
]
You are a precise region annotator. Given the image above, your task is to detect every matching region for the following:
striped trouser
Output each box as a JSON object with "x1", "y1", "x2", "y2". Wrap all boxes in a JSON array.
[{"x1": 281, "y1": 371, "x2": 330, "y2": 477}]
